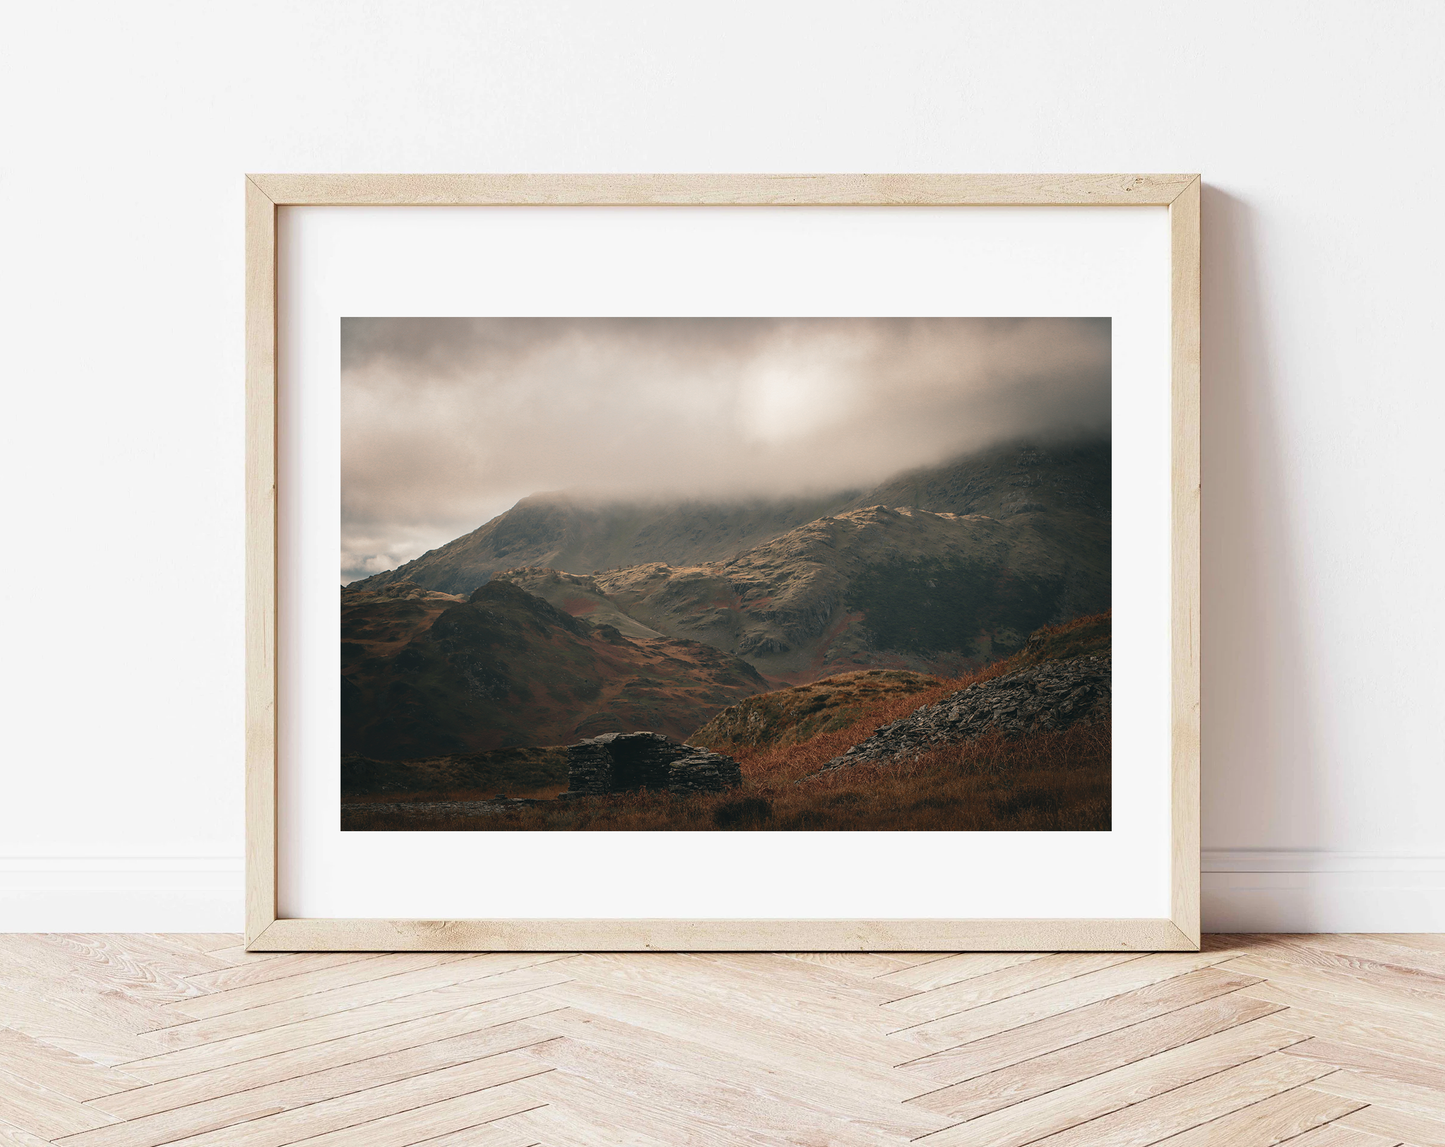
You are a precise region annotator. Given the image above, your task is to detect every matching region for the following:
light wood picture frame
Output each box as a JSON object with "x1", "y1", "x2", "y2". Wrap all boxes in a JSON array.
[{"x1": 245, "y1": 173, "x2": 1200, "y2": 952}]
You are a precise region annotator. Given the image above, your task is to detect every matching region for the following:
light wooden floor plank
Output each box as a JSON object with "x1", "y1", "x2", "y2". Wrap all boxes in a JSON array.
[
  {"x1": 1149, "y1": 1084, "x2": 1365, "y2": 1147},
  {"x1": 1218, "y1": 953, "x2": 1445, "y2": 1017},
  {"x1": 1339, "y1": 1104, "x2": 1445, "y2": 1147},
  {"x1": 893, "y1": 951, "x2": 1237, "y2": 1053},
  {"x1": 1223, "y1": 934, "x2": 1445, "y2": 989},
  {"x1": 876, "y1": 952, "x2": 1051, "y2": 992},
  {"x1": 0, "y1": 988, "x2": 160, "y2": 1067},
  {"x1": 0, "y1": 1028, "x2": 147, "y2": 1103},
  {"x1": 1303, "y1": 933, "x2": 1445, "y2": 975},
  {"x1": 62, "y1": 1032, "x2": 558, "y2": 1147},
  {"x1": 871, "y1": 953, "x2": 961, "y2": 970},
  {"x1": 1235, "y1": 985, "x2": 1445, "y2": 1065},
  {"x1": 156, "y1": 935, "x2": 244, "y2": 958},
  {"x1": 388, "y1": 1120, "x2": 539, "y2": 1147},
  {"x1": 912, "y1": 1019, "x2": 1309, "y2": 1147},
  {"x1": 906, "y1": 989, "x2": 1284, "y2": 1118},
  {"x1": 0, "y1": 1065, "x2": 118, "y2": 1140},
  {"x1": 521, "y1": 1037, "x2": 907, "y2": 1147},
  {"x1": 884, "y1": 952, "x2": 1143, "y2": 1021},
  {"x1": 1006, "y1": 1050, "x2": 1334, "y2": 1147},
  {"x1": 0, "y1": 1118, "x2": 57, "y2": 1147},
  {"x1": 163, "y1": 953, "x2": 470, "y2": 1021},
  {"x1": 538, "y1": 977, "x2": 916, "y2": 1099},
  {"x1": 107, "y1": 1054, "x2": 549, "y2": 1147},
  {"x1": 1272, "y1": 1123, "x2": 1405, "y2": 1147},
  {"x1": 512, "y1": 1068, "x2": 772, "y2": 1147},
  {"x1": 183, "y1": 953, "x2": 379, "y2": 994},
  {"x1": 1312, "y1": 1072, "x2": 1445, "y2": 1125},
  {"x1": 88, "y1": 1006, "x2": 560, "y2": 1121},
  {"x1": 780, "y1": 951, "x2": 914, "y2": 978},
  {"x1": 246, "y1": 1086, "x2": 546, "y2": 1147},
  {"x1": 500, "y1": 1102, "x2": 675, "y2": 1147},
  {"x1": 563, "y1": 953, "x2": 911, "y2": 1061},
  {"x1": 117, "y1": 963, "x2": 573, "y2": 1084},
  {"x1": 1283, "y1": 1037, "x2": 1445, "y2": 1091},
  {"x1": 1, "y1": 935, "x2": 1442, "y2": 1146},
  {"x1": 519, "y1": 1011, "x2": 949, "y2": 1141},
  {"x1": 686, "y1": 950, "x2": 917, "y2": 1004},
  {"x1": 141, "y1": 954, "x2": 566, "y2": 1049},
  {"x1": 898, "y1": 967, "x2": 1269, "y2": 1082}
]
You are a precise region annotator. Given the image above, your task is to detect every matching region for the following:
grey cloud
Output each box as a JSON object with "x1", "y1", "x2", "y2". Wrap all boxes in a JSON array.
[{"x1": 341, "y1": 317, "x2": 1109, "y2": 582}]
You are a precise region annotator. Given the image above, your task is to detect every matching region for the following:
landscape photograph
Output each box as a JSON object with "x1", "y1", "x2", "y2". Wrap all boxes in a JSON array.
[{"x1": 340, "y1": 317, "x2": 1112, "y2": 832}]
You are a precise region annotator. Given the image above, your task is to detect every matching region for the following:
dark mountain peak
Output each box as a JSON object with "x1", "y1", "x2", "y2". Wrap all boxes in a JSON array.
[
  {"x1": 343, "y1": 567, "x2": 769, "y2": 760},
  {"x1": 462, "y1": 577, "x2": 587, "y2": 636},
  {"x1": 485, "y1": 495, "x2": 585, "y2": 549}
]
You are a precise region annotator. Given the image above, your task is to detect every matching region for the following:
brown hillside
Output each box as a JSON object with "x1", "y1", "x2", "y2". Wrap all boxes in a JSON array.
[
  {"x1": 342, "y1": 579, "x2": 768, "y2": 759},
  {"x1": 593, "y1": 503, "x2": 1107, "y2": 682},
  {"x1": 689, "y1": 669, "x2": 943, "y2": 755},
  {"x1": 699, "y1": 611, "x2": 1111, "y2": 774},
  {"x1": 343, "y1": 612, "x2": 1112, "y2": 831}
]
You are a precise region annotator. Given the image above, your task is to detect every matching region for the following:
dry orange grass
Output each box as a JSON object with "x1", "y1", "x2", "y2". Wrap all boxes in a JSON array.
[
  {"x1": 340, "y1": 612, "x2": 1112, "y2": 832},
  {"x1": 341, "y1": 783, "x2": 570, "y2": 805},
  {"x1": 341, "y1": 711, "x2": 1110, "y2": 833}
]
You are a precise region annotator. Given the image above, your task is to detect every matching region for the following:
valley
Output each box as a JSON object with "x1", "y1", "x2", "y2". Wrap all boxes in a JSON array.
[
  {"x1": 342, "y1": 612, "x2": 1113, "y2": 832},
  {"x1": 341, "y1": 439, "x2": 1113, "y2": 829}
]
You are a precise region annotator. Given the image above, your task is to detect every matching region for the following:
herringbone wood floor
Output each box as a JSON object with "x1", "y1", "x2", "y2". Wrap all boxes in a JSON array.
[{"x1": 0, "y1": 936, "x2": 1443, "y2": 1145}]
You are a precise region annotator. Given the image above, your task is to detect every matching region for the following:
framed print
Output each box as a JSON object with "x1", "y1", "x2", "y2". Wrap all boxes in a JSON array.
[{"x1": 246, "y1": 174, "x2": 1200, "y2": 951}]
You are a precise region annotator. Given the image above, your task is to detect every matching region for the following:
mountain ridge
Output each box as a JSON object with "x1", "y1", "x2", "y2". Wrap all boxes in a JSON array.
[
  {"x1": 346, "y1": 437, "x2": 1109, "y2": 597},
  {"x1": 342, "y1": 439, "x2": 1112, "y2": 754}
]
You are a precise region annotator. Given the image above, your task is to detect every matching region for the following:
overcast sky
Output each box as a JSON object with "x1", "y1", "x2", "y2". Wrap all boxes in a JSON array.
[{"x1": 341, "y1": 317, "x2": 1110, "y2": 583}]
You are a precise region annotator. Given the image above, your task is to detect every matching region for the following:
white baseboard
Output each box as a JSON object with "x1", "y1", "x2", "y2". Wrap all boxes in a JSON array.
[
  {"x1": 1202, "y1": 850, "x2": 1445, "y2": 932},
  {"x1": 4, "y1": 852, "x2": 1443, "y2": 935},
  {"x1": 0, "y1": 856, "x2": 244, "y2": 932}
]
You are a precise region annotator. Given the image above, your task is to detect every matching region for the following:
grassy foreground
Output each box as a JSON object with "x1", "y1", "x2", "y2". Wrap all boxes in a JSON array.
[
  {"x1": 341, "y1": 722, "x2": 1109, "y2": 831},
  {"x1": 340, "y1": 613, "x2": 1112, "y2": 832}
]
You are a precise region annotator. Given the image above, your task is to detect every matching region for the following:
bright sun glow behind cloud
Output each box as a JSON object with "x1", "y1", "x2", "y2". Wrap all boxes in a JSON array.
[{"x1": 340, "y1": 317, "x2": 1110, "y2": 582}]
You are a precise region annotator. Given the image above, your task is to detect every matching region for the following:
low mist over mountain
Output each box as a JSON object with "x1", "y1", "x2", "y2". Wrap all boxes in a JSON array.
[
  {"x1": 341, "y1": 318, "x2": 1111, "y2": 581},
  {"x1": 349, "y1": 439, "x2": 1108, "y2": 598},
  {"x1": 344, "y1": 440, "x2": 1110, "y2": 704},
  {"x1": 349, "y1": 490, "x2": 859, "y2": 598},
  {"x1": 341, "y1": 319, "x2": 1114, "y2": 827}
]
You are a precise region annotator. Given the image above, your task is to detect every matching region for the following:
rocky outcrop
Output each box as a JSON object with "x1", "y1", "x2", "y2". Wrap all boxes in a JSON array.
[
  {"x1": 811, "y1": 654, "x2": 1110, "y2": 774},
  {"x1": 564, "y1": 731, "x2": 742, "y2": 797}
]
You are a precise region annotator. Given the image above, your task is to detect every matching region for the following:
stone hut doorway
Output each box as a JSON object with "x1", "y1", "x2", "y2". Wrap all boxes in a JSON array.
[{"x1": 607, "y1": 737, "x2": 673, "y2": 792}]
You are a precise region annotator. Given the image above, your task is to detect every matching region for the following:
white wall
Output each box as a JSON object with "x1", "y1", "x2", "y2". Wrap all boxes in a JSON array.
[{"x1": 3, "y1": 1, "x2": 1441, "y2": 932}]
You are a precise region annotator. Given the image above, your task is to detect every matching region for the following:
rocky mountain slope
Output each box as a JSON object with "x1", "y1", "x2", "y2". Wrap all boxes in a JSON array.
[
  {"x1": 575, "y1": 497, "x2": 1107, "y2": 681},
  {"x1": 814, "y1": 654, "x2": 1111, "y2": 774},
  {"x1": 809, "y1": 611, "x2": 1112, "y2": 774},
  {"x1": 351, "y1": 491, "x2": 858, "y2": 597},
  {"x1": 463, "y1": 447, "x2": 1108, "y2": 681},
  {"x1": 342, "y1": 579, "x2": 767, "y2": 759},
  {"x1": 342, "y1": 442, "x2": 1112, "y2": 759},
  {"x1": 346, "y1": 438, "x2": 1109, "y2": 598}
]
